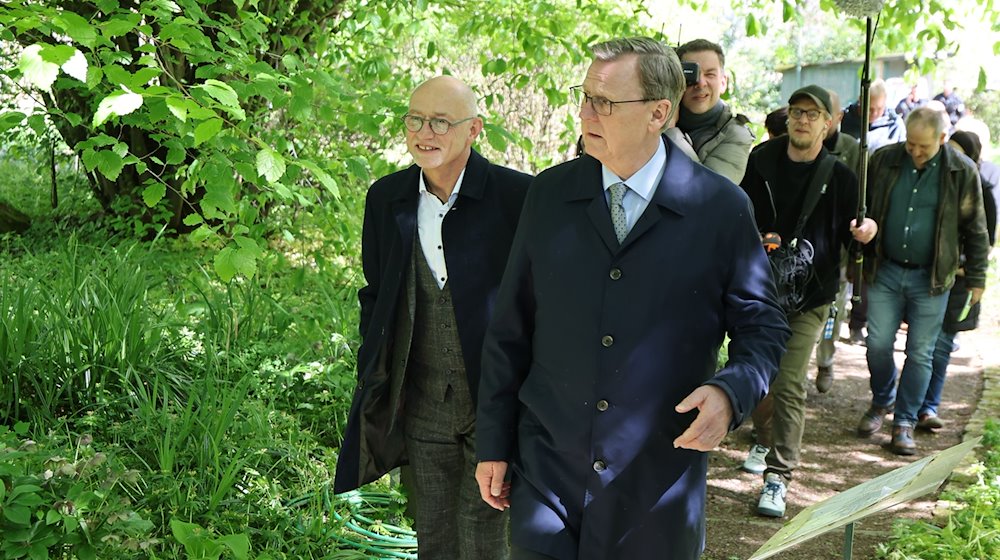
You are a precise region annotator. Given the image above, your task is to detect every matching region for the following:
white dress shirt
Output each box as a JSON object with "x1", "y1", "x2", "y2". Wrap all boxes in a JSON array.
[{"x1": 417, "y1": 169, "x2": 466, "y2": 289}]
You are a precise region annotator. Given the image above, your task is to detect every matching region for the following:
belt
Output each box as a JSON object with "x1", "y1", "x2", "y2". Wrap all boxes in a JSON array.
[{"x1": 887, "y1": 257, "x2": 929, "y2": 270}]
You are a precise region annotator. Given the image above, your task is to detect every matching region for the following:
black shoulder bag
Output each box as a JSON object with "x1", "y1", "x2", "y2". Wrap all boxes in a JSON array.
[{"x1": 769, "y1": 154, "x2": 837, "y2": 314}]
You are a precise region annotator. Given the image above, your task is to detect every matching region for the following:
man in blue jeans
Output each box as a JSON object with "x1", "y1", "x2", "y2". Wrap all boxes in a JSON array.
[{"x1": 857, "y1": 107, "x2": 990, "y2": 455}]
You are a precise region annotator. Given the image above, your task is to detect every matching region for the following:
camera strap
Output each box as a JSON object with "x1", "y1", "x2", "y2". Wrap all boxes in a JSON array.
[{"x1": 788, "y1": 153, "x2": 836, "y2": 248}]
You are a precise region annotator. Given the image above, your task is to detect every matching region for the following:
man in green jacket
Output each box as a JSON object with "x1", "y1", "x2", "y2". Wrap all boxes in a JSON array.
[
  {"x1": 675, "y1": 39, "x2": 754, "y2": 184},
  {"x1": 857, "y1": 107, "x2": 990, "y2": 455}
]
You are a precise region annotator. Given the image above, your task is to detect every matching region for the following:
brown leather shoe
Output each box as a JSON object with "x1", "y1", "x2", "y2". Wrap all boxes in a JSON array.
[
  {"x1": 917, "y1": 413, "x2": 945, "y2": 431},
  {"x1": 891, "y1": 425, "x2": 917, "y2": 455},
  {"x1": 815, "y1": 366, "x2": 834, "y2": 393},
  {"x1": 857, "y1": 405, "x2": 892, "y2": 437}
]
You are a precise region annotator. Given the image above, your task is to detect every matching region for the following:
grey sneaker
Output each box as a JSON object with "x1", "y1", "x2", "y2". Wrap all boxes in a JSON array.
[
  {"x1": 741, "y1": 444, "x2": 770, "y2": 474},
  {"x1": 757, "y1": 473, "x2": 787, "y2": 517}
]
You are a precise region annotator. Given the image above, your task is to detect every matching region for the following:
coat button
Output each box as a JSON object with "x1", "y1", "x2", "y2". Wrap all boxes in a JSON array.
[
  {"x1": 609, "y1": 267, "x2": 622, "y2": 280},
  {"x1": 356, "y1": 380, "x2": 365, "y2": 391},
  {"x1": 601, "y1": 335, "x2": 614, "y2": 347},
  {"x1": 596, "y1": 399, "x2": 609, "y2": 411},
  {"x1": 593, "y1": 460, "x2": 607, "y2": 472}
]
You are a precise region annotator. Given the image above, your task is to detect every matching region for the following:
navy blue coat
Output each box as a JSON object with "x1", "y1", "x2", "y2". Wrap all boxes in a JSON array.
[
  {"x1": 476, "y1": 138, "x2": 790, "y2": 559},
  {"x1": 334, "y1": 149, "x2": 531, "y2": 493}
]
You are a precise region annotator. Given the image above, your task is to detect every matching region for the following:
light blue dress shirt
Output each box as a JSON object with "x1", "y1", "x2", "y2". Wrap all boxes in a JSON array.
[{"x1": 601, "y1": 140, "x2": 667, "y2": 236}]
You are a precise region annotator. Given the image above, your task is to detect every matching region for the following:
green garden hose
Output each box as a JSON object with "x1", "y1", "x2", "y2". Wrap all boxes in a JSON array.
[{"x1": 287, "y1": 486, "x2": 418, "y2": 559}]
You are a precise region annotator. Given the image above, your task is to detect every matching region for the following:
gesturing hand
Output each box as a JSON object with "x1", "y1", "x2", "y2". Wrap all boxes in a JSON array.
[{"x1": 673, "y1": 385, "x2": 734, "y2": 451}]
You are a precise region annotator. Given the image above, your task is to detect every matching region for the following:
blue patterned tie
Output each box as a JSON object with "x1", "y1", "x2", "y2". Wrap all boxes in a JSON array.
[{"x1": 609, "y1": 182, "x2": 628, "y2": 243}]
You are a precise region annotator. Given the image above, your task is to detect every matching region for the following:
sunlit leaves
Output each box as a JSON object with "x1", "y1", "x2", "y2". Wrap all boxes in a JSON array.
[
  {"x1": 61, "y1": 50, "x2": 89, "y2": 82},
  {"x1": 93, "y1": 88, "x2": 144, "y2": 127},
  {"x1": 18, "y1": 45, "x2": 59, "y2": 90}
]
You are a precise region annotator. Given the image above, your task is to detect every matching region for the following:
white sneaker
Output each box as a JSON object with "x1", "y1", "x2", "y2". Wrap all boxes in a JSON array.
[
  {"x1": 757, "y1": 473, "x2": 787, "y2": 517},
  {"x1": 741, "y1": 444, "x2": 769, "y2": 474}
]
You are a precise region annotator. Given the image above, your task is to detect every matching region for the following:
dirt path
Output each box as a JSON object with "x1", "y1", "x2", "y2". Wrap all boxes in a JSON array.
[{"x1": 702, "y1": 291, "x2": 999, "y2": 560}]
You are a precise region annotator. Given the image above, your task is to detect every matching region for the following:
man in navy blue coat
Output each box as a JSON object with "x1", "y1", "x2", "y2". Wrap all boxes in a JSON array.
[
  {"x1": 475, "y1": 38, "x2": 791, "y2": 560},
  {"x1": 334, "y1": 76, "x2": 531, "y2": 559}
]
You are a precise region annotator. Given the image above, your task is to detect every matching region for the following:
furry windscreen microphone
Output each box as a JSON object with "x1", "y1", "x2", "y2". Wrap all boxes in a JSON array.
[{"x1": 833, "y1": 0, "x2": 885, "y2": 17}]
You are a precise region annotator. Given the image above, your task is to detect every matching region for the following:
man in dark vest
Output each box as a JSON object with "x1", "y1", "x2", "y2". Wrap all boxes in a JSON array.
[{"x1": 333, "y1": 75, "x2": 532, "y2": 560}]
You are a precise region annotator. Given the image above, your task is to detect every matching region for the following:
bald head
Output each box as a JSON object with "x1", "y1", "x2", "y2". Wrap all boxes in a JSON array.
[{"x1": 411, "y1": 76, "x2": 479, "y2": 119}]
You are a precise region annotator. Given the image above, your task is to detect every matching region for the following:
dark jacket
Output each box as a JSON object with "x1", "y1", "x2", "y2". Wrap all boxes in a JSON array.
[
  {"x1": 333, "y1": 149, "x2": 531, "y2": 493},
  {"x1": 863, "y1": 143, "x2": 990, "y2": 294},
  {"x1": 741, "y1": 136, "x2": 859, "y2": 311},
  {"x1": 842, "y1": 103, "x2": 906, "y2": 152},
  {"x1": 477, "y1": 136, "x2": 790, "y2": 560}
]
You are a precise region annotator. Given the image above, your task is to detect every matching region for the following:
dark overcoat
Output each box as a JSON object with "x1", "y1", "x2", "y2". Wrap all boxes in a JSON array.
[
  {"x1": 476, "y1": 137, "x2": 790, "y2": 559},
  {"x1": 334, "y1": 149, "x2": 531, "y2": 493}
]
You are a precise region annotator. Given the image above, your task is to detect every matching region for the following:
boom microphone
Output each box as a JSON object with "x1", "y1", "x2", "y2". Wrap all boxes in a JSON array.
[{"x1": 833, "y1": 0, "x2": 885, "y2": 17}]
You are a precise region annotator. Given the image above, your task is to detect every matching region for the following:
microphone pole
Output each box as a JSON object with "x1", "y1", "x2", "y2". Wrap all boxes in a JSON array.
[{"x1": 851, "y1": 15, "x2": 874, "y2": 307}]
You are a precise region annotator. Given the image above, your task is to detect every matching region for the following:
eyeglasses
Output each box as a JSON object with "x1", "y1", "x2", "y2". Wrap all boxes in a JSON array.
[
  {"x1": 402, "y1": 114, "x2": 474, "y2": 135},
  {"x1": 788, "y1": 107, "x2": 825, "y2": 122},
  {"x1": 570, "y1": 86, "x2": 658, "y2": 116}
]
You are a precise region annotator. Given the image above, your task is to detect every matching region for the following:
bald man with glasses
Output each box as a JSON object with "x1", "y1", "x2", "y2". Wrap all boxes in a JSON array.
[{"x1": 334, "y1": 75, "x2": 531, "y2": 560}]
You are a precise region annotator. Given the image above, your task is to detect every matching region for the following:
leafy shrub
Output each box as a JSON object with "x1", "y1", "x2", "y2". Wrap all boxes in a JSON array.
[
  {"x1": 877, "y1": 419, "x2": 1000, "y2": 560},
  {"x1": 0, "y1": 422, "x2": 154, "y2": 560}
]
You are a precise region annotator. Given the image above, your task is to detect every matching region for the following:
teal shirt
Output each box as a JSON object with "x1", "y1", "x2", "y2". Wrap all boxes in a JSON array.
[{"x1": 882, "y1": 151, "x2": 942, "y2": 266}]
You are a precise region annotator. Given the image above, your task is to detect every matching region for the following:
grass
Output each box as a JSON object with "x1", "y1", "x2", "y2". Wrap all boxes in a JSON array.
[{"x1": 0, "y1": 152, "x2": 377, "y2": 558}]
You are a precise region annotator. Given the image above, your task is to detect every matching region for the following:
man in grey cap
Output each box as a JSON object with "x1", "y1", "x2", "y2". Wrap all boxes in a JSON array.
[{"x1": 740, "y1": 84, "x2": 877, "y2": 517}]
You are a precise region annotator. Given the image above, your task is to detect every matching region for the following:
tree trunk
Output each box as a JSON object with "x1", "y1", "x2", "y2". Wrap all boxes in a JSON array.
[{"x1": 0, "y1": 202, "x2": 31, "y2": 233}]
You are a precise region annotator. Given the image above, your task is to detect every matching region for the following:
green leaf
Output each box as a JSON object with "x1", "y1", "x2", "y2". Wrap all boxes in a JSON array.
[
  {"x1": 198, "y1": 79, "x2": 239, "y2": 108},
  {"x1": 0, "y1": 111, "x2": 26, "y2": 133},
  {"x1": 76, "y1": 545, "x2": 96, "y2": 560},
  {"x1": 54, "y1": 11, "x2": 98, "y2": 48},
  {"x1": 39, "y1": 44, "x2": 76, "y2": 65},
  {"x1": 977, "y1": 67, "x2": 987, "y2": 92},
  {"x1": 45, "y1": 510, "x2": 60, "y2": 525},
  {"x1": 94, "y1": 150, "x2": 125, "y2": 180},
  {"x1": 3, "y1": 505, "x2": 30, "y2": 526},
  {"x1": 61, "y1": 50, "x2": 88, "y2": 82},
  {"x1": 28, "y1": 542, "x2": 48, "y2": 560},
  {"x1": 218, "y1": 534, "x2": 250, "y2": 560},
  {"x1": 142, "y1": 183, "x2": 166, "y2": 207},
  {"x1": 746, "y1": 13, "x2": 758, "y2": 36},
  {"x1": 18, "y1": 44, "x2": 59, "y2": 90},
  {"x1": 256, "y1": 148, "x2": 286, "y2": 183},
  {"x1": 214, "y1": 247, "x2": 238, "y2": 282},
  {"x1": 193, "y1": 118, "x2": 224, "y2": 146},
  {"x1": 345, "y1": 156, "x2": 369, "y2": 181},
  {"x1": 297, "y1": 160, "x2": 339, "y2": 198},
  {"x1": 93, "y1": 89, "x2": 144, "y2": 127},
  {"x1": 182, "y1": 213, "x2": 203, "y2": 226},
  {"x1": 782, "y1": 0, "x2": 794, "y2": 22},
  {"x1": 102, "y1": 14, "x2": 141, "y2": 37}
]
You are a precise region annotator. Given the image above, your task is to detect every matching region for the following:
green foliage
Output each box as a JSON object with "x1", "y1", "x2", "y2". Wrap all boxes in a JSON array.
[
  {"x1": 964, "y1": 89, "x2": 1000, "y2": 146},
  {"x1": 0, "y1": 423, "x2": 155, "y2": 560},
  {"x1": 876, "y1": 419, "x2": 1000, "y2": 560},
  {"x1": 170, "y1": 519, "x2": 249, "y2": 560},
  {"x1": 0, "y1": 238, "x2": 193, "y2": 423}
]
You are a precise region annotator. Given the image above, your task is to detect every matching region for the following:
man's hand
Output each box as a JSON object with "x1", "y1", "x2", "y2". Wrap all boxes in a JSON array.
[
  {"x1": 475, "y1": 461, "x2": 511, "y2": 511},
  {"x1": 673, "y1": 385, "x2": 734, "y2": 451},
  {"x1": 970, "y1": 286, "x2": 985, "y2": 307},
  {"x1": 850, "y1": 217, "x2": 878, "y2": 245}
]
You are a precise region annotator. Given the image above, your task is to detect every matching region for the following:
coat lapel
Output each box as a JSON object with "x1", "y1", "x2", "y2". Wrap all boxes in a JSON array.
[{"x1": 566, "y1": 155, "x2": 621, "y2": 254}]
